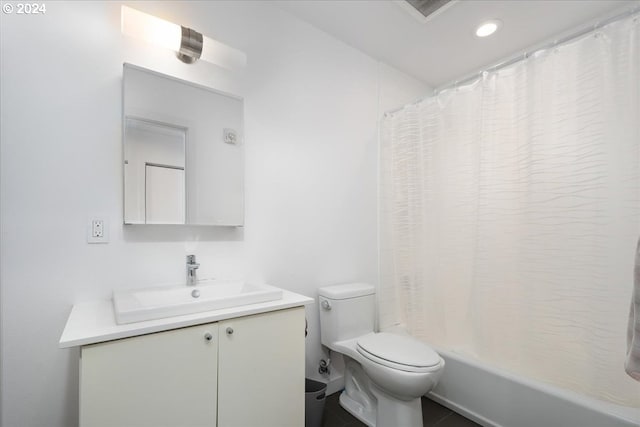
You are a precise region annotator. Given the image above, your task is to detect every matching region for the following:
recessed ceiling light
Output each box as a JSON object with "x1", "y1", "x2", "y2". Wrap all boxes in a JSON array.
[{"x1": 475, "y1": 20, "x2": 501, "y2": 38}]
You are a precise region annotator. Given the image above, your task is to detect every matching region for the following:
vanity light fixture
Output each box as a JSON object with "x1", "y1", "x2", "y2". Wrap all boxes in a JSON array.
[
  {"x1": 121, "y1": 6, "x2": 246, "y2": 69},
  {"x1": 475, "y1": 20, "x2": 501, "y2": 38}
]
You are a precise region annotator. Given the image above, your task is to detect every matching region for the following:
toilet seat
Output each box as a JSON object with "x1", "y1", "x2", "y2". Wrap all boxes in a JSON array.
[{"x1": 357, "y1": 332, "x2": 441, "y2": 373}]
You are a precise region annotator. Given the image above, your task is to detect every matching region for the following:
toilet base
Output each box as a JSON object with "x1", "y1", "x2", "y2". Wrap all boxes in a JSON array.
[
  {"x1": 340, "y1": 359, "x2": 376, "y2": 426},
  {"x1": 340, "y1": 391, "x2": 376, "y2": 427},
  {"x1": 370, "y1": 383, "x2": 423, "y2": 427},
  {"x1": 339, "y1": 358, "x2": 424, "y2": 427}
]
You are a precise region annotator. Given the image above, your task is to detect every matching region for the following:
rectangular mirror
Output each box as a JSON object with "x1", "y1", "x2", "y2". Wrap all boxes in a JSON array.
[{"x1": 123, "y1": 63, "x2": 244, "y2": 226}]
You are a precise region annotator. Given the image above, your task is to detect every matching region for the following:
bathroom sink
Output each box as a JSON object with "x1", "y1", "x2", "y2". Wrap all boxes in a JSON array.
[{"x1": 113, "y1": 282, "x2": 283, "y2": 324}]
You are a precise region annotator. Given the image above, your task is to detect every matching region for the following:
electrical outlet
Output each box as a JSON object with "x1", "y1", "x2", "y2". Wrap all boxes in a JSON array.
[
  {"x1": 92, "y1": 220, "x2": 104, "y2": 238},
  {"x1": 88, "y1": 218, "x2": 109, "y2": 244}
]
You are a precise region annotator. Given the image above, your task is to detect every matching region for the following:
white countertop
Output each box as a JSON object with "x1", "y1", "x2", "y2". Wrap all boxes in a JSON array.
[{"x1": 59, "y1": 290, "x2": 314, "y2": 348}]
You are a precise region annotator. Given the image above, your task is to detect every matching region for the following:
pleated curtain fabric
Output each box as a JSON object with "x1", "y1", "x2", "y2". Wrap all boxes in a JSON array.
[
  {"x1": 626, "y1": 237, "x2": 640, "y2": 381},
  {"x1": 380, "y1": 14, "x2": 640, "y2": 406}
]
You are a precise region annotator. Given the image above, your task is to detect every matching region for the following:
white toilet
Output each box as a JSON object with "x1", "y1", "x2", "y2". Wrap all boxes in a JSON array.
[{"x1": 318, "y1": 283, "x2": 444, "y2": 427}]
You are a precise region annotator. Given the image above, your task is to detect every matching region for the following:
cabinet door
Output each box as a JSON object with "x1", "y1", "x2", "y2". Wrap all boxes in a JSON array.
[
  {"x1": 218, "y1": 307, "x2": 305, "y2": 427},
  {"x1": 80, "y1": 323, "x2": 218, "y2": 427}
]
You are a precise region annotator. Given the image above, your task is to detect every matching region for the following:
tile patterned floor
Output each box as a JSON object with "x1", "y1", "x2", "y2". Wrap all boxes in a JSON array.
[{"x1": 321, "y1": 392, "x2": 481, "y2": 427}]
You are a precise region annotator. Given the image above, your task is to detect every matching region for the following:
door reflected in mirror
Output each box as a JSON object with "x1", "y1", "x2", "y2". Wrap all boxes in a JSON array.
[{"x1": 123, "y1": 64, "x2": 244, "y2": 226}]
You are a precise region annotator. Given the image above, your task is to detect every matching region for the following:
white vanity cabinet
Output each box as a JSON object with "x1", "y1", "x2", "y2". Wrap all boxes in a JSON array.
[
  {"x1": 80, "y1": 322, "x2": 219, "y2": 427},
  {"x1": 79, "y1": 307, "x2": 305, "y2": 427},
  {"x1": 218, "y1": 308, "x2": 305, "y2": 427}
]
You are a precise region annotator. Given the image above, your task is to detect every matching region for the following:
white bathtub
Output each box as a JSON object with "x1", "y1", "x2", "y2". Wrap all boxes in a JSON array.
[{"x1": 428, "y1": 349, "x2": 640, "y2": 427}]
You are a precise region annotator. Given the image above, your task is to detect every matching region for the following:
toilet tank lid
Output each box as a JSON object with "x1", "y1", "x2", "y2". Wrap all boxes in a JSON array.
[{"x1": 318, "y1": 283, "x2": 375, "y2": 299}]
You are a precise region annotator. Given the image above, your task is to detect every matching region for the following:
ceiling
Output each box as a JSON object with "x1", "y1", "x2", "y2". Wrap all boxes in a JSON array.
[{"x1": 278, "y1": 0, "x2": 640, "y2": 88}]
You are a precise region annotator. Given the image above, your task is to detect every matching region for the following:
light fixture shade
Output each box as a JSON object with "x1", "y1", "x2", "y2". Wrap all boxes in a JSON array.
[
  {"x1": 121, "y1": 5, "x2": 246, "y2": 70},
  {"x1": 201, "y1": 36, "x2": 247, "y2": 70},
  {"x1": 121, "y1": 6, "x2": 181, "y2": 52}
]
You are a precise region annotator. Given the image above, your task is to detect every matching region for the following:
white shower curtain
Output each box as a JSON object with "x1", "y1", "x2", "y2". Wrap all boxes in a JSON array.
[{"x1": 380, "y1": 14, "x2": 640, "y2": 406}]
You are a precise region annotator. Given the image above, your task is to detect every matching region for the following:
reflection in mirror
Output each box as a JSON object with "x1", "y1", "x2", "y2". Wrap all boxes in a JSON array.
[
  {"x1": 123, "y1": 63, "x2": 244, "y2": 226},
  {"x1": 125, "y1": 118, "x2": 186, "y2": 224}
]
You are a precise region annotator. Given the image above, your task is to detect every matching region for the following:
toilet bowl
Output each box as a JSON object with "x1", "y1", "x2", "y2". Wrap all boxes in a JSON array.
[{"x1": 318, "y1": 283, "x2": 444, "y2": 427}]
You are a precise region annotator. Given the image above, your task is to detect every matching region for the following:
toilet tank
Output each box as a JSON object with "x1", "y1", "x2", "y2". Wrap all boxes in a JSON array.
[{"x1": 318, "y1": 283, "x2": 375, "y2": 348}]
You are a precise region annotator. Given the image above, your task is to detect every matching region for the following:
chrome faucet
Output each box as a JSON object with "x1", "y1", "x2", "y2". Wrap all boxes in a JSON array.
[{"x1": 186, "y1": 255, "x2": 200, "y2": 286}]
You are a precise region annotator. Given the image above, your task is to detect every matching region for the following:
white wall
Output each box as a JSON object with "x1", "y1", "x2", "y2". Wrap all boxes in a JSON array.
[{"x1": 0, "y1": 1, "x2": 428, "y2": 426}]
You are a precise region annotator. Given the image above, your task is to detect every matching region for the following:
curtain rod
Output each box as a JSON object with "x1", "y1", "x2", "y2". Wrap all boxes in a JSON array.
[{"x1": 384, "y1": 4, "x2": 640, "y2": 117}]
